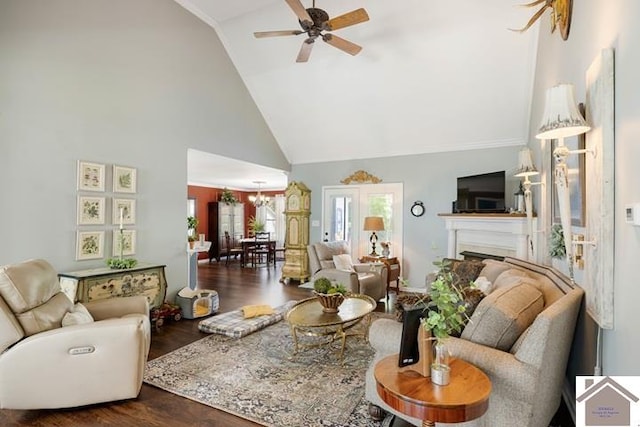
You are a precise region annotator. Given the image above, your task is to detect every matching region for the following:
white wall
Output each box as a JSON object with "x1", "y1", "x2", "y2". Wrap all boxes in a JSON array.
[
  {"x1": 0, "y1": 0, "x2": 289, "y2": 296},
  {"x1": 530, "y1": 1, "x2": 640, "y2": 375},
  {"x1": 290, "y1": 146, "x2": 522, "y2": 286}
]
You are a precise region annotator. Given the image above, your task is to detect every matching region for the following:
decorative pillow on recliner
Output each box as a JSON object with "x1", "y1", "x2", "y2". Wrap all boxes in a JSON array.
[
  {"x1": 461, "y1": 281, "x2": 544, "y2": 351},
  {"x1": 62, "y1": 302, "x2": 94, "y2": 327},
  {"x1": 332, "y1": 254, "x2": 354, "y2": 272}
]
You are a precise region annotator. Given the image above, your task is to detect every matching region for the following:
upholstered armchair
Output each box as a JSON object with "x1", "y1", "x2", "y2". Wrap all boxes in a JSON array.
[
  {"x1": 0, "y1": 259, "x2": 151, "y2": 409},
  {"x1": 307, "y1": 241, "x2": 387, "y2": 301}
]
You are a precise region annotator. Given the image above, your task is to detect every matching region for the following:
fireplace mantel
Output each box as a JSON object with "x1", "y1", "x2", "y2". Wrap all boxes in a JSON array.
[{"x1": 439, "y1": 213, "x2": 536, "y2": 261}]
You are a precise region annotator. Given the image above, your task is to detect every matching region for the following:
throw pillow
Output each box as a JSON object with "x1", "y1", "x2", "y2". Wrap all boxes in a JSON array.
[
  {"x1": 444, "y1": 258, "x2": 485, "y2": 289},
  {"x1": 473, "y1": 276, "x2": 494, "y2": 295},
  {"x1": 62, "y1": 302, "x2": 94, "y2": 327},
  {"x1": 478, "y1": 259, "x2": 512, "y2": 283},
  {"x1": 461, "y1": 281, "x2": 544, "y2": 351},
  {"x1": 332, "y1": 254, "x2": 354, "y2": 272},
  {"x1": 241, "y1": 304, "x2": 275, "y2": 319},
  {"x1": 450, "y1": 287, "x2": 486, "y2": 337},
  {"x1": 493, "y1": 268, "x2": 531, "y2": 291}
]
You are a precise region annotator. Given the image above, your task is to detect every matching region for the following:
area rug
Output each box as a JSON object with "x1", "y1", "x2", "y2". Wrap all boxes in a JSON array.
[
  {"x1": 144, "y1": 315, "x2": 388, "y2": 427},
  {"x1": 298, "y1": 281, "x2": 315, "y2": 290}
]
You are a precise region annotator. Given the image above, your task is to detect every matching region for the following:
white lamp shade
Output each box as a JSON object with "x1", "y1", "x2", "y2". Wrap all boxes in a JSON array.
[
  {"x1": 514, "y1": 148, "x2": 540, "y2": 177},
  {"x1": 536, "y1": 84, "x2": 590, "y2": 139}
]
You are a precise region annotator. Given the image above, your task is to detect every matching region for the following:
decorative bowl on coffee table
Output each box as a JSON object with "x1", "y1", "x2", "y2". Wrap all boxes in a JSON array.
[{"x1": 314, "y1": 292, "x2": 345, "y2": 313}]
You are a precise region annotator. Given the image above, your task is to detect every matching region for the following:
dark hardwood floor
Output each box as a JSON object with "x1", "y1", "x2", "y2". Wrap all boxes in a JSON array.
[{"x1": 0, "y1": 259, "x2": 574, "y2": 426}]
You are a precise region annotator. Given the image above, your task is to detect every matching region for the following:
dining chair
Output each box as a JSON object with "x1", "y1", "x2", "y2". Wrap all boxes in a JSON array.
[
  {"x1": 224, "y1": 231, "x2": 244, "y2": 266},
  {"x1": 248, "y1": 231, "x2": 273, "y2": 267}
]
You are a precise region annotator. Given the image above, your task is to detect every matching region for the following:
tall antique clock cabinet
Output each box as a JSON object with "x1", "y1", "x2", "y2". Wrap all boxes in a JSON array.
[{"x1": 280, "y1": 181, "x2": 311, "y2": 284}]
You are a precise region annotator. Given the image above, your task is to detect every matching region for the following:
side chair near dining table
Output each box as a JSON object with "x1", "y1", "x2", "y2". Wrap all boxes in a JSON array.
[
  {"x1": 241, "y1": 232, "x2": 276, "y2": 268},
  {"x1": 223, "y1": 231, "x2": 244, "y2": 266}
]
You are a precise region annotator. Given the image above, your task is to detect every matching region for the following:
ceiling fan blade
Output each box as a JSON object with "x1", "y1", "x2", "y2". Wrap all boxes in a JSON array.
[
  {"x1": 285, "y1": 0, "x2": 313, "y2": 25},
  {"x1": 254, "y1": 30, "x2": 303, "y2": 38},
  {"x1": 325, "y1": 8, "x2": 369, "y2": 31},
  {"x1": 322, "y1": 33, "x2": 362, "y2": 56},
  {"x1": 296, "y1": 39, "x2": 314, "y2": 63}
]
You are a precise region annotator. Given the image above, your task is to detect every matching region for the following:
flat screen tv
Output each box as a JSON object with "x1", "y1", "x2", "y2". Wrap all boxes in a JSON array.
[{"x1": 455, "y1": 170, "x2": 506, "y2": 213}]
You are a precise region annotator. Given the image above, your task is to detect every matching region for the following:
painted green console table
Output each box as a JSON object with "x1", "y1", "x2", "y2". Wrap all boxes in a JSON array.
[{"x1": 58, "y1": 263, "x2": 167, "y2": 309}]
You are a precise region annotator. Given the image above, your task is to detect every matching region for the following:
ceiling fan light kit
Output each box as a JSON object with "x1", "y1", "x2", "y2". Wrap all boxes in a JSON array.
[{"x1": 253, "y1": 0, "x2": 369, "y2": 63}]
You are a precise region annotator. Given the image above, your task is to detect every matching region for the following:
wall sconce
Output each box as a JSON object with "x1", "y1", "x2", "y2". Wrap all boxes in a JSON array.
[
  {"x1": 514, "y1": 147, "x2": 543, "y2": 260},
  {"x1": 363, "y1": 216, "x2": 385, "y2": 256},
  {"x1": 536, "y1": 83, "x2": 595, "y2": 279}
]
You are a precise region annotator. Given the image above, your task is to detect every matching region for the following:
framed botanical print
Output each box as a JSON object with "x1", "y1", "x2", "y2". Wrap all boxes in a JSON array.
[
  {"x1": 112, "y1": 198, "x2": 136, "y2": 226},
  {"x1": 76, "y1": 231, "x2": 104, "y2": 260},
  {"x1": 113, "y1": 165, "x2": 137, "y2": 193},
  {"x1": 77, "y1": 196, "x2": 106, "y2": 225},
  {"x1": 77, "y1": 161, "x2": 105, "y2": 192},
  {"x1": 113, "y1": 229, "x2": 136, "y2": 256}
]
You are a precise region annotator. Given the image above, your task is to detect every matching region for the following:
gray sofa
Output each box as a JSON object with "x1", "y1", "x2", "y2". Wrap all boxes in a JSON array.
[
  {"x1": 365, "y1": 257, "x2": 584, "y2": 427},
  {"x1": 308, "y1": 241, "x2": 388, "y2": 301}
]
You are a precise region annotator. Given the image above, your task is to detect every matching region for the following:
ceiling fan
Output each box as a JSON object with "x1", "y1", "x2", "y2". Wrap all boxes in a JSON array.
[{"x1": 253, "y1": 0, "x2": 370, "y2": 63}]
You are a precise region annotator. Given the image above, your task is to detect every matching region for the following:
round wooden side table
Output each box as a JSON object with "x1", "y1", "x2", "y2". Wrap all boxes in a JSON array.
[{"x1": 374, "y1": 354, "x2": 492, "y2": 427}]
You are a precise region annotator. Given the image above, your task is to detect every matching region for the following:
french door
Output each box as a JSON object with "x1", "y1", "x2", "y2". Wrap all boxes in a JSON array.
[{"x1": 322, "y1": 183, "x2": 403, "y2": 261}]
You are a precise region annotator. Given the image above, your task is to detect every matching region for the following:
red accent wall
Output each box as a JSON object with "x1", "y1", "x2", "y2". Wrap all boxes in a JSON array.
[{"x1": 187, "y1": 185, "x2": 283, "y2": 260}]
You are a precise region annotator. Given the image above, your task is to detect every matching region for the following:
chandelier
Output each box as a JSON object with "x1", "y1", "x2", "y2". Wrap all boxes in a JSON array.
[{"x1": 249, "y1": 181, "x2": 270, "y2": 207}]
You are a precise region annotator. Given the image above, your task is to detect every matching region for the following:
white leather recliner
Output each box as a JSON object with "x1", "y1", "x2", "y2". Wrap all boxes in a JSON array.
[{"x1": 0, "y1": 259, "x2": 151, "y2": 409}]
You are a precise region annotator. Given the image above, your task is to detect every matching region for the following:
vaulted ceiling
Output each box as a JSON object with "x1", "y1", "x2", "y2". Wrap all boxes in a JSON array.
[{"x1": 179, "y1": 0, "x2": 540, "y2": 189}]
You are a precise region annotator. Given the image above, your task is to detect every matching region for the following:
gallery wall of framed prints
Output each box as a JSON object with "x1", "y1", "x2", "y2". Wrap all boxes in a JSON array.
[{"x1": 75, "y1": 160, "x2": 138, "y2": 261}]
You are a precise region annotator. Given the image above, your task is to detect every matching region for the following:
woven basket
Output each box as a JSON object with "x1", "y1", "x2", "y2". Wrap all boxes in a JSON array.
[{"x1": 314, "y1": 292, "x2": 345, "y2": 313}]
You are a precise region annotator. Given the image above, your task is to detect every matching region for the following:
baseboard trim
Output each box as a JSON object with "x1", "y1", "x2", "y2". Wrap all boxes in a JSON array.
[{"x1": 562, "y1": 377, "x2": 577, "y2": 424}]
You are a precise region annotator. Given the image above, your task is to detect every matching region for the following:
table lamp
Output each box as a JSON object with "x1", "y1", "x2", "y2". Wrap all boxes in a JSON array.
[{"x1": 363, "y1": 216, "x2": 385, "y2": 256}]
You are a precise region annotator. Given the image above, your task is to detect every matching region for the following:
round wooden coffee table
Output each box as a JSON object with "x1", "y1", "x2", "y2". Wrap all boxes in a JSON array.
[{"x1": 374, "y1": 354, "x2": 491, "y2": 427}]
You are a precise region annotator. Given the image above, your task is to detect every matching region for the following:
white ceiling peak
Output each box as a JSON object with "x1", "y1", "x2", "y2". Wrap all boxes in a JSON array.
[{"x1": 177, "y1": 0, "x2": 539, "y2": 165}]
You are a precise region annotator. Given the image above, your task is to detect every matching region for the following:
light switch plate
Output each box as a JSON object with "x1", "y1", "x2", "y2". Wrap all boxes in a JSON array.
[{"x1": 625, "y1": 203, "x2": 640, "y2": 226}]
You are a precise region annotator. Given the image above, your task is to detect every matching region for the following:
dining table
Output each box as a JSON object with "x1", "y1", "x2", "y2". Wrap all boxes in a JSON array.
[{"x1": 238, "y1": 237, "x2": 276, "y2": 268}]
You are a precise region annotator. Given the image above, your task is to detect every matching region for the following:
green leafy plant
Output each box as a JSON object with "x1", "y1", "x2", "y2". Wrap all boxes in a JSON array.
[
  {"x1": 248, "y1": 215, "x2": 265, "y2": 235},
  {"x1": 106, "y1": 258, "x2": 137, "y2": 269},
  {"x1": 187, "y1": 216, "x2": 199, "y2": 240},
  {"x1": 118, "y1": 173, "x2": 131, "y2": 189},
  {"x1": 313, "y1": 277, "x2": 348, "y2": 295},
  {"x1": 220, "y1": 188, "x2": 237, "y2": 205},
  {"x1": 549, "y1": 223, "x2": 566, "y2": 259},
  {"x1": 423, "y1": 259, "x2": 468, "y2": 341}
]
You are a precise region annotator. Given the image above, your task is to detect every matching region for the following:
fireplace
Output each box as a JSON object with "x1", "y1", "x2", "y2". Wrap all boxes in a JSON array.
[{"x1": 439, "y1": 213, "x2": 536, "y2": 261}]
